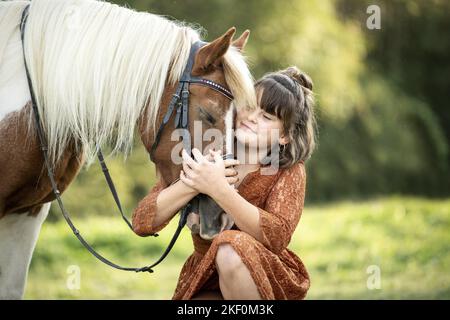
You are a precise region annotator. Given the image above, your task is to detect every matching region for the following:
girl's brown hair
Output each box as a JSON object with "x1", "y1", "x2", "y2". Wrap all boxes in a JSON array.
[{"x1": 255, "y1": 66, "x2": 317, "y2": 168}]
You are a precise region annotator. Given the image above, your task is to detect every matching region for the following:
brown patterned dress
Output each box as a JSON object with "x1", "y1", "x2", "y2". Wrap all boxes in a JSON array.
[{"x1": 132, "y1": 162, "x2": 310, "y2": 300}]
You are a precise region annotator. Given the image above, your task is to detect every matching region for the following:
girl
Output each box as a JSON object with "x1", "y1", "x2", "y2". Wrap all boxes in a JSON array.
[{"x1": 132, "y1": 66, "x2": 317, "y2": 300}]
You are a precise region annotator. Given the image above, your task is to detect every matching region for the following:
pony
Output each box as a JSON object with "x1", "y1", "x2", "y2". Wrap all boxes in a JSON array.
[{"x1": 0, "y1": 0, "x2": 255, "y2": 299}]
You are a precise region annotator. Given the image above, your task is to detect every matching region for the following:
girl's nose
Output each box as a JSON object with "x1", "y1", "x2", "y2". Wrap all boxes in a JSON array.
[{"x1": 247, "y1": 109, "x2": 259, "y2": 122}]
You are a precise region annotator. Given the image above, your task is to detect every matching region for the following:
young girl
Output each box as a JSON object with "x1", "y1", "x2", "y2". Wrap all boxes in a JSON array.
[{"x1": 132, "y1": 66, "x2": 317, "y2": 300}]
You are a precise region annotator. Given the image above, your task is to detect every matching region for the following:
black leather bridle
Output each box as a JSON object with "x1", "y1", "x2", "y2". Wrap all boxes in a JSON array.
[
  {"x1": 20, "y1": 5, "x2": 234, "y2": 273},
  {"x1": 149, "y1": 40, "x2": 233, "y2": 162}
]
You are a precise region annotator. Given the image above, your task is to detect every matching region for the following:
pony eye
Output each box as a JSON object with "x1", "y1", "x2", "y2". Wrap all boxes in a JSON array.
[
  {"x1": 206, "y1": 113, "x2": 216, "y2": 124},
  {"x1": 199, "y1": 108, "x2": 216, "y2": 125}
]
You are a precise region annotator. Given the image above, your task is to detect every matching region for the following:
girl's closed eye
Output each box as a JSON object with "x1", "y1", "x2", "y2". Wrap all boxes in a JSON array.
[{"x1": 262, "y1": 113, "x2": 273, "y2": 120}]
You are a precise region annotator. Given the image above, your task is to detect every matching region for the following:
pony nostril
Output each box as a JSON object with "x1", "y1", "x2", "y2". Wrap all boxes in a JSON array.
[
  {"x1": 199, "y1": 225, "x2": 220, "y2": 240},
  {"x1": 220, "y1": 212, "x2": 235, "y2": 232},
  {"x1": 187, "y1": 212, "x2": 200, "y2": 234}
]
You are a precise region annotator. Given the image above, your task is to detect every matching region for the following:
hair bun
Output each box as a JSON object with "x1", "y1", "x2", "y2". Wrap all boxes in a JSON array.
[{"x1": 283, "y1": 66, "x2": 313, "y2": 91}]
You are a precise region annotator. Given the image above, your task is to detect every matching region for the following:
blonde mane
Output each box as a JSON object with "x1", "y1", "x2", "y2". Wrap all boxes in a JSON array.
[{"x1": 23, "y1": 0, "x2": 255, "y2": 165}]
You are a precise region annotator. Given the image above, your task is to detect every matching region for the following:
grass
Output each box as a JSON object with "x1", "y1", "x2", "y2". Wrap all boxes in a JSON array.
[{"x1": 24, "y1": 196, "x2": 450, "y2": 299}]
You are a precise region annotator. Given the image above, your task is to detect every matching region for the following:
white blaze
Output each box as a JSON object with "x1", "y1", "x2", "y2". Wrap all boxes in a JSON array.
[
  {"x1": 224, "y1": 103, "x2": 234, "y2": 156},
  {"x1": 0, "y1": 203, "x2": 51, "y2": 299}
]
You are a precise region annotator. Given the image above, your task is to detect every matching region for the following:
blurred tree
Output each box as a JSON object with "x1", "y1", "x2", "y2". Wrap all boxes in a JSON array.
[
  {"x1": 50, "y1": 0, "x2": 449, "y2": 220},
  {"x1": 332, "y1": 0, "x2": 450, "y2": 197},
  {"x1": 337, "y1": 0, "x2": 450, "y2": 145}
]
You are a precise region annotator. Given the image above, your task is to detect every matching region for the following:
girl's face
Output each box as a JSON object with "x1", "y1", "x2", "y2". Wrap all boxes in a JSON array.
[{"x1": 235, "y1": 90, "x2": 289, "y2": 150}]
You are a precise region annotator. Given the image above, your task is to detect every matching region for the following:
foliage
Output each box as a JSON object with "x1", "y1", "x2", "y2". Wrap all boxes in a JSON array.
[
  {"x1": 52, "y1": 0, "x2": 449, "y2": 206},
  {"x1": 27, "y1": 197, "x2": 450, "y2": 299}
]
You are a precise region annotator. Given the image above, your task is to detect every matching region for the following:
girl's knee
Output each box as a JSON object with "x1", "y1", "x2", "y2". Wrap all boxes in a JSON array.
[{"x1": 215, "y1": 243, "x2": 244, "y2": 275}]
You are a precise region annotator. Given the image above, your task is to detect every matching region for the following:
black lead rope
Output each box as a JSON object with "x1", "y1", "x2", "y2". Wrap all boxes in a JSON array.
[
  {"x1": 96, "y1": 148, "x2": 133, "y2": 231},
  {"x1": 19, "y1": 4, "x2": 190, "y2": 274},
  {"x1": 96, "y1": 147, "x2": 158, "y2": 236}
]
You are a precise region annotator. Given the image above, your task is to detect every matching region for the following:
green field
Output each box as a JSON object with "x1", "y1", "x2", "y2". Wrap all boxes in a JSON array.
[{"x1": 25, "y1": 196, "x2": 450, "y2": 299}]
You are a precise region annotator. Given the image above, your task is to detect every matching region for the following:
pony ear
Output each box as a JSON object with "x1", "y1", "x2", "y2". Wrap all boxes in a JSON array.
[
  {"x1": 192, "y1": 27, "x2": 236, "y2": 75},
  {"x1": 232, "y1": 30, "x2": 250, "y2": 52}
]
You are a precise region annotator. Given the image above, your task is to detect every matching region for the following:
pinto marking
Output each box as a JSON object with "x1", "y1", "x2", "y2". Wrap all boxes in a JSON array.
[{"x1": 0, "y1": 203, "x2": 51, "y2": 300}]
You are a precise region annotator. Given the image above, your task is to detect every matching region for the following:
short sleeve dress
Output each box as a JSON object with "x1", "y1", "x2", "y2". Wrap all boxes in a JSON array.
[{"x1": 132, "y1": 161, "x2": 310, "y2": 300}]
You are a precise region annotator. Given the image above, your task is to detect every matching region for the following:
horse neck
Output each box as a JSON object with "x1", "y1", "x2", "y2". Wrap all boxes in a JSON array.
[{"x1": 138, "y1": 80, "x2": 184, "y2": 185}]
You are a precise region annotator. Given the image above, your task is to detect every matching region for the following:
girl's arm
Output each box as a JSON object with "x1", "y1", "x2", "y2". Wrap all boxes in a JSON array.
[
  {"x1": 211, "y1": 185, "x2": 264, "y2": 243},
  {"x1": 180, "y1": 149, "x2": 263, "y2": 241},
  {"x1": 153, "y1": 179, "x2": 199, "y2": 227},
  {"x1": 134, "y1": 149, "x2": 239, "y2": 237},
  {"x1": 210, "y1": 165, "x2": 306, "y2": 254},
  {"x1": 180, "y1": 149, "x2": 306, "y2": 253},
  {"x1": 132, "y1": 173, "x2": 198, "y2": 236}
]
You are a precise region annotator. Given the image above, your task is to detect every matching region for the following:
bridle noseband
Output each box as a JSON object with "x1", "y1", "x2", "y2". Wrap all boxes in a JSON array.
[{"x1": 20, "y1": 4, "x2": 234, "y2": 274}]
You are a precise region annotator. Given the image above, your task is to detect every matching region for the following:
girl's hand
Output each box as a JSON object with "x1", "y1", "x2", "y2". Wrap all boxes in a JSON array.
[
  {"x1": 206, "y1": 149, "x2": 240, "y2": 182},
  {"x1": 180, "y1": 148, "x2": 239, "y2": 197}
]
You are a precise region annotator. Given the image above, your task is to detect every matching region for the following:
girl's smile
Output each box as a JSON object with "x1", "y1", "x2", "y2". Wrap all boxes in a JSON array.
[{"x1": 238, "y1": 120, "x2": 256, "y2": 133}]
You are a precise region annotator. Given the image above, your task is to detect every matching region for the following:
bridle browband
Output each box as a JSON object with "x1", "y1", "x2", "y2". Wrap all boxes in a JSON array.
[{"x1": 19, "y1": 4, "x2": 234, "y2": 273}]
